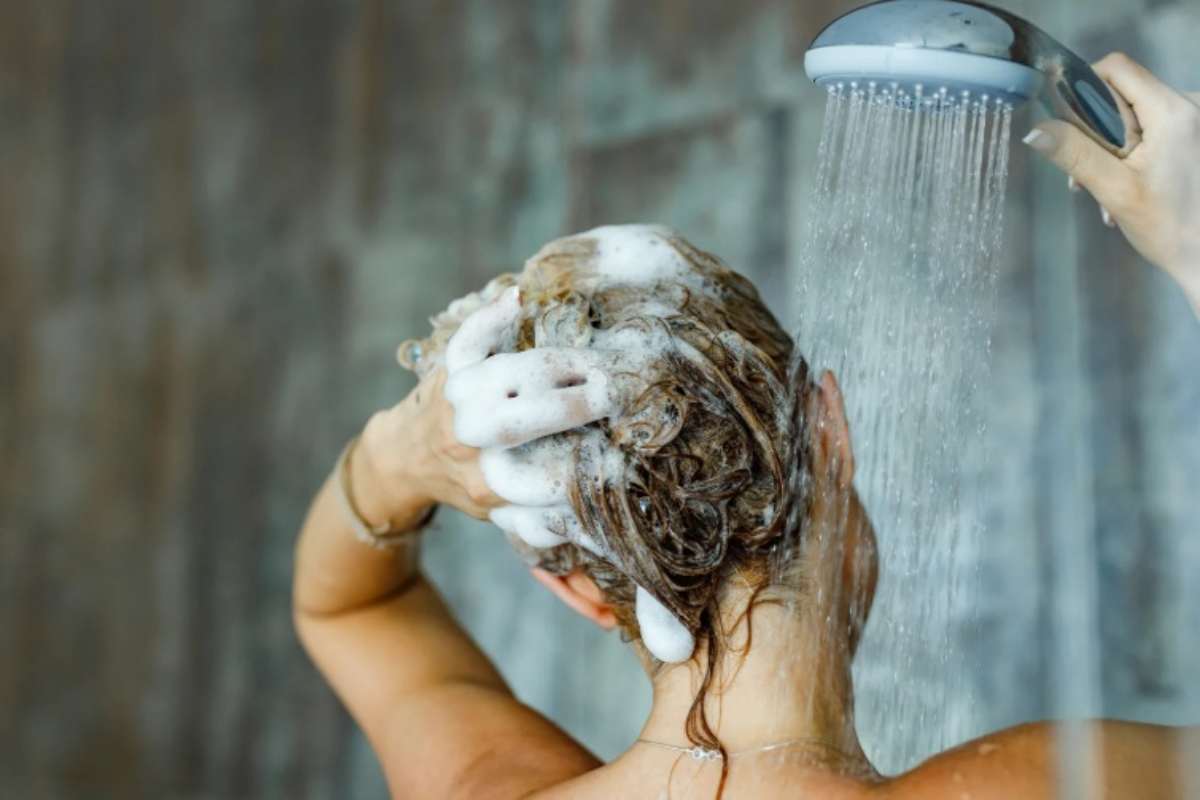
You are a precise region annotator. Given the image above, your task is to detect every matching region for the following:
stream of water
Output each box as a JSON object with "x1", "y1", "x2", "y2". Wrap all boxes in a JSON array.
[{"x1": 791, "y1": 82, "x2": 1013, "y2": 774}]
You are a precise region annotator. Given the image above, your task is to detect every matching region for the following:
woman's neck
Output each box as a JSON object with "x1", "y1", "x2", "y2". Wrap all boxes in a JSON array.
[{"x1": 634, "y1": 597, "x2": 868, "y2": 767}]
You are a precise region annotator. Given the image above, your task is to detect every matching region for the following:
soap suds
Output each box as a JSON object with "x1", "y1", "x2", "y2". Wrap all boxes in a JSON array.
[
  {"x1": 445, "y1": 348, "x2": 616, "y2": 449},
  {"x1": 489, "y1": 505, "x2": 571, "y2": 549},
  {"x1": 524, "y1": 224, "x2": 718, "y2": 301},
  {"x1": 479, "y1": 439, "x2": 573, "y2": 507},
  {"x1": 635, "y1": 585, "x2": 696, "y2": 663},
  {"x1": 398, "y1": 275, "x2": 518, "y2": 377},
  {"x1": 444, "y1": 286, "x2": 521, "y2": 373},
  {"x1": 489, "y1": 503, "x2": 605, "y2": 557},
  {"x1": 581, "y1": 224, "x2": 690, "y2": 284},
  {"x1": 430, "y1": 225, "x2": 715, "y2": 663}
]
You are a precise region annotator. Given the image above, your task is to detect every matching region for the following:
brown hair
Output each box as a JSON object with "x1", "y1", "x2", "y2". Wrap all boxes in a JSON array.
[{"x1": 404, "y1": 230, "x2": 815, "y2": 795}]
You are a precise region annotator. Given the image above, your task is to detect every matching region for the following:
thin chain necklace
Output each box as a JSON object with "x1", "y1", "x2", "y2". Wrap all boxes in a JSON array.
[{"x1": 635, "y1": 735, "x2": 867, "y2": 771}]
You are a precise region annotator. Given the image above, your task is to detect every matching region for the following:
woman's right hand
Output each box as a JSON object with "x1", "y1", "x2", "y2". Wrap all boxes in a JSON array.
[
  {"x1": 1023, "y1": 52, "x2": 1200, "y2": 310},
  {"x1": 358, "y1": 366, "x2": 505, "y2": 524},
  {"x1": 355, "y1": 285, "x2": 619, "y2": 527}
]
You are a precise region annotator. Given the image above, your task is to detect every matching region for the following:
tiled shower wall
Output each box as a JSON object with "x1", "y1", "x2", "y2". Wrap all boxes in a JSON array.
[{"x1": 1, "y1": 1, "x2": 1196, "y2": 797}]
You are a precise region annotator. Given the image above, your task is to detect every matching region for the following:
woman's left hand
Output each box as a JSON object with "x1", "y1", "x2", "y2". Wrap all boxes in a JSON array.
[{"x1": 1024, "y1": 52, "x2": 1200, "y2": 309}]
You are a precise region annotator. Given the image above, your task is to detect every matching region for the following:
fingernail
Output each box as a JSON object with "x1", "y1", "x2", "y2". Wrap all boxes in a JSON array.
[
  {"x1": 1101, "y1": 207, "x2": 1115, "y2": 227},
  {"x1": 1067, "y1": 176, "x2": 1081, "y2": 193},
  {"x1": 1022, "y1": 128, "x2": 1055, "y2": 153}
]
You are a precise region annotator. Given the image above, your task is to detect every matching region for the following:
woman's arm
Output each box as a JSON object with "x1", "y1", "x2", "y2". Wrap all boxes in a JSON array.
[
  {"x1": 292, "y1": 368, "x2": 599, "y2": 799},
  {"x1": 1023, "y1": 52, "x2": 1200, "y2": 316},
  {"x1": 292, "y1": 368, "x2": 492, "y2": 619}
]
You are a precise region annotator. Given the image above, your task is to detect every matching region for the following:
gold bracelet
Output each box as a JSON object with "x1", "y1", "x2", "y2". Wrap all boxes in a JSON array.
[{"x1": 335, "y1": 435, "x2": 432, "y2": 550}]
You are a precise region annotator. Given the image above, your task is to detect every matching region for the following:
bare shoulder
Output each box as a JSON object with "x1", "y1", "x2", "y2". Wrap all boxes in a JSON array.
[
  {"x1": 876, "y1": 720, "x2": 1192, "y2": 800},
  {"x1": 400, "y1": 716, "x2": 1191, "y2": 800},
  {"x1": 873, "y1": 722, "x2": 1054, "y2": 800}
]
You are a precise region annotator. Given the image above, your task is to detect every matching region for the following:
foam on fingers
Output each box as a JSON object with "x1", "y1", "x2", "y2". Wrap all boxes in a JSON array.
[
  {"x1": 444, "y1": 286, "x2": 522, "y2": 374},
  {"x1": 479, "y1": 440, "x2": 573, "y2": 507},
  {"x1": 446, "y1": 349, "x2": 615, "y2": 449},
  {"x1": 489, "y1": 502, "x2": 609, "y2": 557},
  {"x1": 489, "y1": 505, "x2": 570, "y2": 549},
  {"x1": 461, "y1": 382, "x2": 612, "y2": 449},
  {"x1": 449, "y1": 347, "x2": 612, "y2": 397}
]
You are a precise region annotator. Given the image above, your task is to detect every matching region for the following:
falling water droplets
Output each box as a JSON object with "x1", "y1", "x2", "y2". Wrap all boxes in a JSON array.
[{"x1": 793, "y1": 86, "x2": 1013, "y2": 774}]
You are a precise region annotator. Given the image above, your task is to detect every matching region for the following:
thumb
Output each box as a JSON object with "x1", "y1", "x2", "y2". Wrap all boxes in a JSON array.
[{"x1": 1023, "y1": 120, "x2": 1137, "y2": 214}]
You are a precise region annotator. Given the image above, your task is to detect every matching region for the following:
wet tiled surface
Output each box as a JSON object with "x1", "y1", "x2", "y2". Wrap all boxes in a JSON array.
[{"x1": 1, "y1": 1, "x2": 1197, "y2": 796}]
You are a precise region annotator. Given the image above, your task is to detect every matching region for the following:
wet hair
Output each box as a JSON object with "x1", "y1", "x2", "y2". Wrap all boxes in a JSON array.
[{"x1": 402, "y1": 230, "x2": 816, "y2": 795}]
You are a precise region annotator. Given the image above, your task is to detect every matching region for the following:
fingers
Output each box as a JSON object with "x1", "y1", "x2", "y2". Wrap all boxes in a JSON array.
[
  {"x1": 444, "y1": 286, "x2": 522, "y2": 374},
  {"x1": 489, "y1": 505, "x2": 572, "y2": 548},
  {"x1": 451, "y1": 347, "x2": 612, "y2": 397},
  {"x1": 1023, "y1": 120, "x2": 1139, "y2": 216},
  {"x1": 1058, "y1": 139, "x2": 1133, "y2": 230},
  {"x1": 460, "y1": 466, "x2": 506, "y2": 515},
  {"x1": 489, "y1": 504, "x2": 604, "y2": 556},
  {"x1": 445, "y1": 348, "x2": 616, "y2": 448},
  {"x1": 480, "y1": 439, "x2": 573, "y2": 506},
  {"x1": 1092, "y1": 52, "x2": 1178, "y2": 124},
  {"x1": 461, "y1": 382, "x2": 613, "y2": 448}
]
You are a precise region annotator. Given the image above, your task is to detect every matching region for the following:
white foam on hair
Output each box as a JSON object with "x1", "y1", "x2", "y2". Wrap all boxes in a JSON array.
[
  {"x1": 591, "y1": 320, "x2": 673, "y2": 365},
  {"x1": 525, "y1": 224, "x2": 717, "y2": 301},
  {"x1": 635, "y1": 585, "x2": 696, "y2": 663},
  {"x1": 567, "y1": 428, "x2": 631, "y2": 496},
  {"x1": 582, "y1": 224, "x2": 690, "y2": 284},
  {"x1": 435, "y1": 226, "x2": 709, "y2": 664}
]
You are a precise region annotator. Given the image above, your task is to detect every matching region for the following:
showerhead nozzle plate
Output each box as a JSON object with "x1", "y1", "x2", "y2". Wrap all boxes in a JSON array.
[
  {"x1": 803, "y1": 1, "x2": 1139, "y2": 154},
  {"x1": 804, "y1": 45, "x2": 1041, "y2": 105}
]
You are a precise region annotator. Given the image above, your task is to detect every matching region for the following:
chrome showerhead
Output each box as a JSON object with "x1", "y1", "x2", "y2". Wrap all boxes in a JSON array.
[{"x1": 804, "y1": 0, "x2": 1140, "y2": 156}]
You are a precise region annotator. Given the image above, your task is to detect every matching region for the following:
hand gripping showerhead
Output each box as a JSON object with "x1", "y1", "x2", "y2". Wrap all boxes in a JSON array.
[{"x1": 804, "y1": 0, "x2": 1141, "y2": 156}]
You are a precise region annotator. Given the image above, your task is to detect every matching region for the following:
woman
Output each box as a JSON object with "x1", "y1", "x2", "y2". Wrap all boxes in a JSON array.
[{"x1": 293, "y1": 53, "x2": 1199, "y2": 799}]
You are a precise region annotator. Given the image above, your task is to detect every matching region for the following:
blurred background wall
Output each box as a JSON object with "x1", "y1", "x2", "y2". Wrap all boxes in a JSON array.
[{"x1": 2, "y1": 1, "x2": 1198, "y2": 798}]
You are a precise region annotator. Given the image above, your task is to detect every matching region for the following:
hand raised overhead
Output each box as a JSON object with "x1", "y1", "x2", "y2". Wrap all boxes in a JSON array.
[
  {"x1": 435, "y1": 282, "x2": 698, "y2": 663},
  {"x1": 1025, "y1": 52, "x2": 1200, "y2": 313}
]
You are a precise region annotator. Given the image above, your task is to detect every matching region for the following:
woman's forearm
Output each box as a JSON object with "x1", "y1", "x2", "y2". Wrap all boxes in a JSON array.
[{"x1": 292, "y1": 437, "x2": 435, "y2": 617}]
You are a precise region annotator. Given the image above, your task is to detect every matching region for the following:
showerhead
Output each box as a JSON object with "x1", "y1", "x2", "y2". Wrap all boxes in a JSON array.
[{"x1": 804, "y1": 0, "x2": 1140, "y2": 156}]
